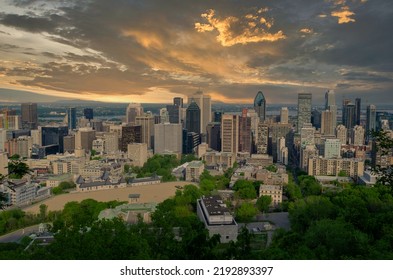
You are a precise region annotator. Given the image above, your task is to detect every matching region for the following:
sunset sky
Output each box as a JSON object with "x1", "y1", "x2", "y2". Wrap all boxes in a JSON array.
[{"x1": 0, "y1": 0, "x2": 392, "y2": 104}]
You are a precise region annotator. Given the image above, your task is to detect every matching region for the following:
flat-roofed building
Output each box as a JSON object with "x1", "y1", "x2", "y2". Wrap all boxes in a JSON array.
[
  {"x1": 185, "y1": 161, "x2": 204, "y2": 182},
  {"x1": 259, "y1": 185, "x2": 283, "y2": 207},
  {"x1": 197, "y1": 195, "x2": 238, "y2": 243}
]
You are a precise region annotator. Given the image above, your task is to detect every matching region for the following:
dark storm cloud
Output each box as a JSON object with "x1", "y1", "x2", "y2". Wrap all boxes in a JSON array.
[{"x1": 0, "y1": 0, "x2": 391, "y2": 103}]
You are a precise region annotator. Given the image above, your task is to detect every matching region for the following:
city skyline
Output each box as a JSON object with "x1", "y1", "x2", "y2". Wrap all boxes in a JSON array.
[{"x1": 0, "y1": 0, "x2": 392, "y2": 104}]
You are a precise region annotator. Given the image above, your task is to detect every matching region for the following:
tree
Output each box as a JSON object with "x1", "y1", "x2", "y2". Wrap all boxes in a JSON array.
[
  {"x1": 0, "y1": 158, "x2": 31, "y2": 209},
  {"x1": 235, "y1": 202, "x2": 257, "y2": 223},
  {"x1": 39, "y1": 204, "x2": 48, "y2": 221},
  {"x1": 233, "y1": 179, "x2": 257, "y2": 199},
  {"x1": 370, "y1": 130, "x2": 393, "y2": 188},
  {"x1": 256, "y1": 195, "x2": 272, "y2": 213}
]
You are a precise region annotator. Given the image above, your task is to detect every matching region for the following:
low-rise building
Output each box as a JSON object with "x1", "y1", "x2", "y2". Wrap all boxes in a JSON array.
[
  {"x1": 255, "y1": 169, "x2": 288, "y2": 185},
  {"x1": 259, "y1": 185, "x2": 283, "y2": 207},
  {"x1": 185, "y1": 161, "x2": 204, "y2": 182},
  {"x1": 197, "y1": 195, "x2": 238, "y2": 243}
]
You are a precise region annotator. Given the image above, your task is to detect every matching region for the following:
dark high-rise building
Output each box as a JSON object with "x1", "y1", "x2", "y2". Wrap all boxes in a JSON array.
[
  {"x1": 83, "y1": 108, "x2": 94, "y2": 120},
  {"x1": 213, "y1": 111, "x2": 222, "y2": 123},
  {"x1": 254, "y1": 91, "x2": 266, "y2": 121},
  {"x1": 311, "y1": 109, "x2": 321, "y2": 129},
  {"x1": 166, "y1": 104, "x2": 180, "y2": 124},
  {"x1": 121, "y1": 125, "x2": 142, "y2": 152},
  {"x1": 186, "y1": 100, "x2": 201, "y2": 134},
  {"x1": 41, "y1": 126, "x2": 68, "y2": 153},
  {"x1": 67, "y1": 107, "x2": 77, "y2": 130},
  {"x1": 343, "y1": 103, "x2": 356, "y2": 130},
  {"x1": 238, "y1": 108, "x2": 252, "y2": 153},
  {"x1": 366, "y1": 104, "x2": 376, "y2": 136},
  {"x1": 206, "y1": 122, "x2": 221, "y2": 152},
  {"x1": 297, "y1": 93, "x2": 312, "y2": 132},
  {"x1": 355, "y1": 98, "x2": 361, "y2": 125},
  {"x1": 21, "y1": 103, "x2": 38, "y2": 129},
  {"x1": 173, "y1": 97, "x2": 184, "y2": 108},
  {"x1": 182, "y1": 130, "x2": 201, "y2": 154}
]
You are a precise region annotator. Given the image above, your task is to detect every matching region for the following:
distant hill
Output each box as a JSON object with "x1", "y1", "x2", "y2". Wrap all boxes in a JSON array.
[{"x1": 0, "y1": 88, "x2": 73, "y2": 103}]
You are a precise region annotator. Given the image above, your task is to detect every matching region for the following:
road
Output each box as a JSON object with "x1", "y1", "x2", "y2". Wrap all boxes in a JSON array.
[{"x1": 0, "y1": 224, "x2": 41, "y2": 243}]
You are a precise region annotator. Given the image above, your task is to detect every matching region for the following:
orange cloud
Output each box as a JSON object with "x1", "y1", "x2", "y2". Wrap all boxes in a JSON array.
[
  {"x1": 195, "y1": 9, "x2": 286, "y2": 47},
  {"x1": 300, "y1": 28, "x2": 313, "y2": 34},
  {"x1": 331, "y1": 6, "x2": 356, "y2": 24}
]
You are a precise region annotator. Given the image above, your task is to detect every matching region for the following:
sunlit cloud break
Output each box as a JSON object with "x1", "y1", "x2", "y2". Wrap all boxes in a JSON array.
[
  {"x1": 195, "y1": 9, "x2": 286, "y2": 47},
  {"x1": 331, "y1": 6, "x2": 356, "y2": 24}
]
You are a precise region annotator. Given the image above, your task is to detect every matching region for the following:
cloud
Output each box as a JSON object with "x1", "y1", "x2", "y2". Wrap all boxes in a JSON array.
[
  {"x1": 331, "y1": 6, "x2": 356, "y2": 24},
  {"x1": 195, "y1": 9, "x2": 286, "y2": 47}
]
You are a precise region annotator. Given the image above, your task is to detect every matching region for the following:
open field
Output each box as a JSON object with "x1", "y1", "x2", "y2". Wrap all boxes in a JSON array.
[{"x1": 23, "y1": 181, "x2": 195, "y2": 214}]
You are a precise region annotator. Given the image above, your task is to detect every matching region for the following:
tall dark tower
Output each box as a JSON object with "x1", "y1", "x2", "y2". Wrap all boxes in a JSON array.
[
  {"x1": 186, "y1": 100, "x2": 201, "y2": 134},
  {"x1": 173, "y1": 97, "x2": 183, "y2": 108},
  {"x1": 67, "y1": 107, "x2": 77, "y2": 130},
  {"x1": 254, "y1": 91, "x2": 266, "y2": 121},
  {"x1": 21, "y1": 103, "x2": 38, "y2": 129},
  {"x1": 343, "y1": 103, "x2": 356, "y2": 129},
  {"x1": 83, "y1": 108, "x2": 94, "y2": 120},
  {"x1": 355, "y1": 98, "x2": 361, "y2": 125}
]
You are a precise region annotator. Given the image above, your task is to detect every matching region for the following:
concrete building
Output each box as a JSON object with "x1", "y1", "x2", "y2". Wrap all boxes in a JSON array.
[
  {"x1": 128, "y1": 143, "x2": 148, "y2": 167},
  {"x1": 324, "y1": 139, "x2": 341, "y2": 159},
  {"x1": 0, "y1": 179, "x2": 39, "y2": 207},
  {"x1": 325, "y1": 90, "x2": 337, "y2": 130},
  {"x1": 256, "y1": 123, "x2": 269, "y2": 154},
  {"x1": 188, "y1": 90, "x2": 211, "y2": 134},
  {"x1": 259, "y1": 185, "x2": 283, "y2": 207},
  {"x1": 154, "y1": 123, "x2": 182, "y2": 155},
  {"x1": 21, "y1": 103, "x2": 38, "y2": 129},
  {"x1": 321, "y1": 110, "x2": 335, "y2": 135},
  {"x1": 136, "y1": 113, "x2": 154, "y2": 149},
  {"x1": 352, "y1": 125, "x2": 365, "y2": 146},
  {"x1": 238, "y1": 108, "x2": 252, "y2": 154},
  {"x1": 126, "y1": 103, "x2": 143, "y2": 124},
  {"x1": 197, "y1": 196, "x2": 238, "y2": 243},
  {"x1": 206, "y1": 122, "x2": 221, "y2": 151},
  {"x1": 336, "y1": 124, "x2": 347, "y2": 145},
  {"x1": 185, "y1": 161, "x2": 204, "y2": 182},
  {"x1": 280, "y1": 107, "x2": 289, "y2": 124},
  {"x1": 120, "y1": 125, "x2": 142, "y2": 152},
  {"x1": 202, "y1": 152, "x2": 236, "y2": 170},
  {"x1": 75, "y1": 127, "x2": 96, "y2": 152},
  {"x1": 103, "y1": 132, "x2": 119, "y2": 153},
  {"x1": 221, "y1": 114, "x2": 239, "y2": 154},
  {"x1": 255, "y1": 169, "x2": 288, "y2": 185},
  {"x1": 300, "y1": 144, "x2": 318, "y2": 171},
  {"x1": 297, "y1": 93, "x2": 312, "y2": 132},
  {"x1": 63, "y1": 135, "x2": 75, "y2": 153},
  {"x1": 0, "y1": 151, "x2": 7, "y2": 175},
  {"x1": 277, "y1": 137, "x2": 288, "y2": 165},
  {"x1": 92, "y1": 139, "x2": 105, "y2": 154},
  {"x1": 308, "y1": 157, "x2": 364, "y2": 178}
]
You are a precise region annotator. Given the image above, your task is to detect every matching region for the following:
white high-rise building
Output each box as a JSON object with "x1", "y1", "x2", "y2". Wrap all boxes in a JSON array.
[
  {"x1": 30, "y1": 129, "x2": 42, "y2": 146},
  {"x1": 324, "y1": 139, "x2": 341, "y2": 159},
  {"x1": 280, "y1": 107, "x2": 289, "y2": 124},
  {"x1": 159, "y1": 108, "x2": 169, "y2": 124},
  {"x1": 154, "y1": 123, "x2": 182, "y2": 155},
  {"x1": 126, "y1": 103, "x2": 143, "y2": 124},
  {"x1": 277, "y1": 137, "x2": 288, "y2": 165},
  {"x1": 188, "y1": 90, "x2": 211, "y2": 134}
]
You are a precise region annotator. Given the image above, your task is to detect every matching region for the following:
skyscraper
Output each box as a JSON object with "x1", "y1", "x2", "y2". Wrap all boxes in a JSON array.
[
  {"x1": 186, "y1": 100, "x2": 201, "y2": 134},
  {"x1": 121, "y1": 125, "x2": 142, "y2": 152},
  {"x1": 83, "y1": 108, "x2": 94, "y2": 120},
  {"x1": 67, "y1": 107, "x2": 77, "y2": 130},
  {"x1": 221, "y1": 114, "x2": 239, "y2": 154},
  {"x1": 355, "y1": 98, "x2": 361, "y2": 125},
  {"x1": 188, "y1": 90, "x2": 211, "y2": 134},
  {"x1": 173, "y1": 97, "x2": 184, "y2": 108},
  {"x1": 75, "y1": 127, "x2": 96, "y2": 152},
  {"x1": 280, "y1": 107, "x2": 288, "y2": 124},
  {"x1": 343, "y1": 103, "x2": 356, "y2": 130},
  {"x1": 154, "y1": 123, "x2": 182, "y2": 154},
  {"x1": 126, "y1": 103, "x2": 143, "y2": 124},
  {"x1": 336, "y1": 124, "x2": 347, "y2": 145},
  {"x1": 324, "y1": 90, "x2": 337, "y2": 129},
  {"x1": 321, "y1": 110, "x2": 335, "y2": 135},
  {"x1": 21, "y1": 103, "x2": 38, "y2": 129},
  {"x1": 206, "y1": 122, "x2": 221, "y2": 151},
  {"x1": 238, "y1": 108, "x2": 252, "y2": 154},
  {"x1": 366, "y1": 104, "x2": 376, "y2": 137},
  {"x1": 256, "y1": 123, "x2": 269, "y2": 154},
  {"x1": 297, "y1": 93, "x2": 312, "y2": 132},
  {"x1": 136, "y1": 113, "x2": 155, "y2": 149},
  {"x1": 254, "y1": 91, "x2": 266, "y2": 121},
  {"x1": 41, "y1": 125, "x2": 68, "y2": 153},
  {"x1": 166, "y1": 104, "x2": 180, "y2": 124},
  {"x1": 352, "y1": 125, "x2": 365, "y2": 146}
]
